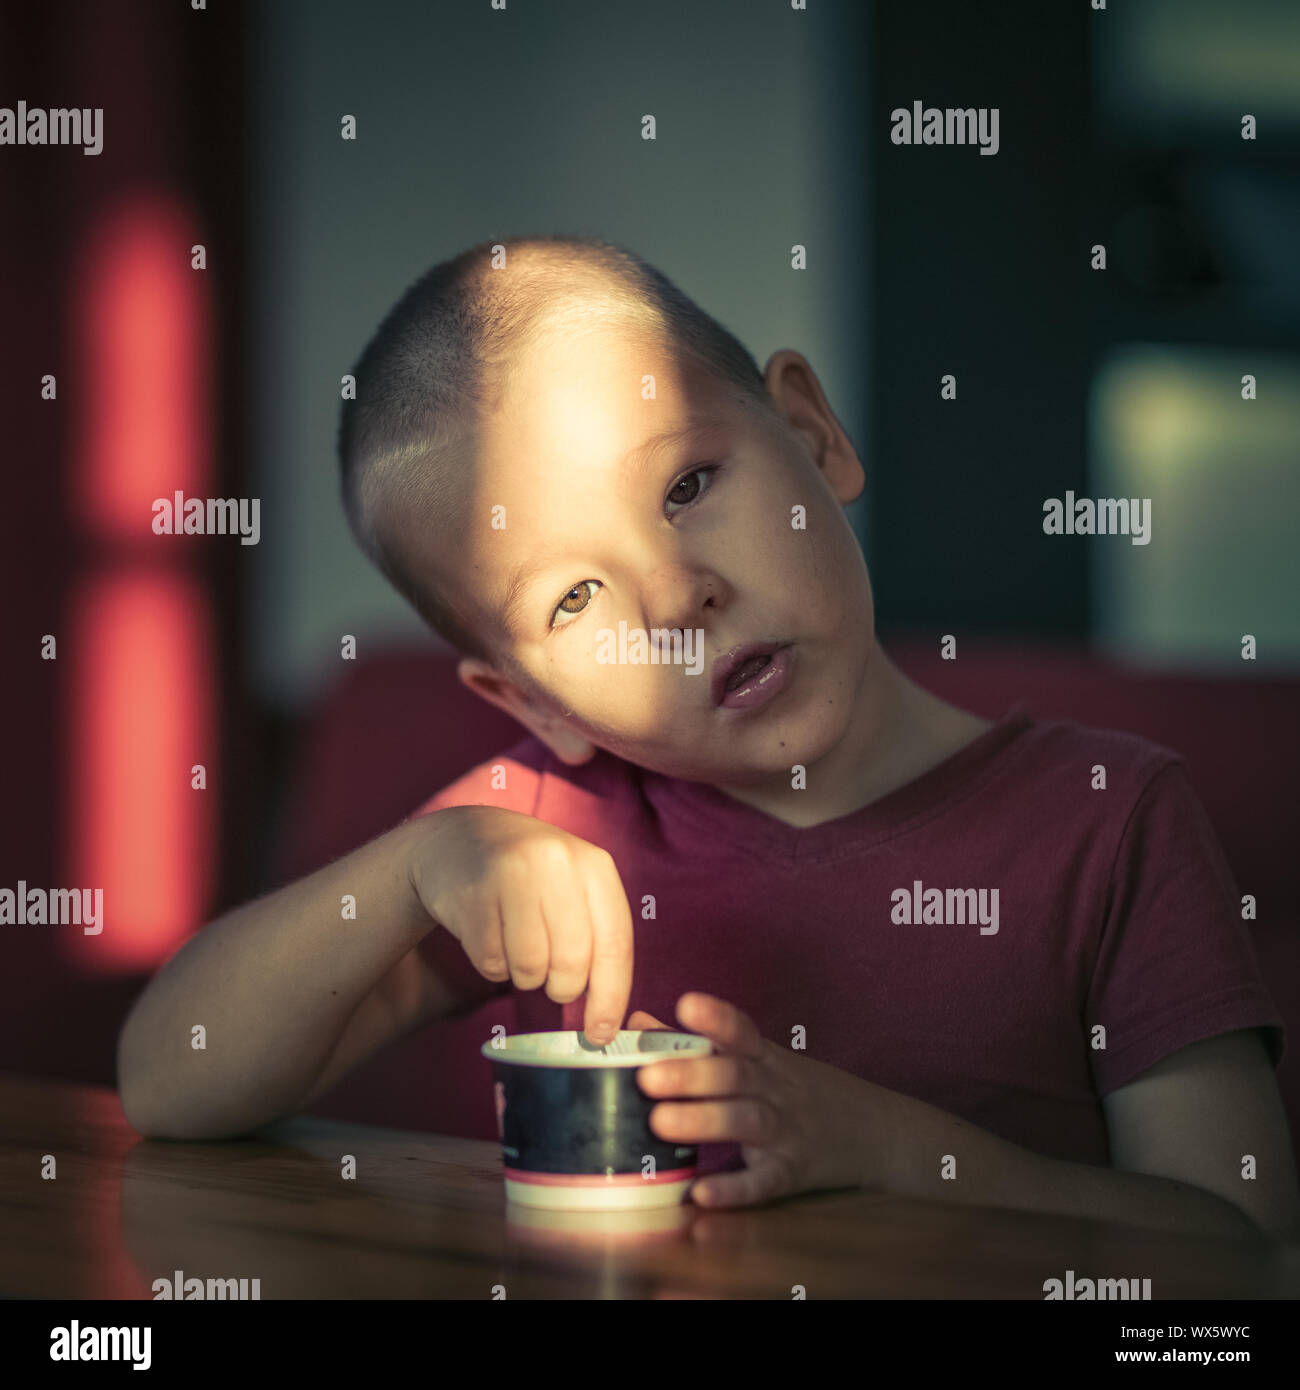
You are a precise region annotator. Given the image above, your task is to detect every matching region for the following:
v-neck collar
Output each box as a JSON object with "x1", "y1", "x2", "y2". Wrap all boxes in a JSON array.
[{"x1": 641, "y1": 703, "x2": 1035, "y2": 865}]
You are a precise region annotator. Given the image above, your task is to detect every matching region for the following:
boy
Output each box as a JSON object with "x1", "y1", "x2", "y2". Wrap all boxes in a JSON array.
[{"x1": 118, "y1": 235, "x2": 1298, "y2": 1242}]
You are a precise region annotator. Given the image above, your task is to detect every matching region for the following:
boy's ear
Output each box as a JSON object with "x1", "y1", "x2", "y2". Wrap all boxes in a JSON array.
[
  {"x1": 763, "y1": 348, "x2": 864, "y2": 504},
  {"x1": 455, "y1": 657, "x2": 598, "y2": 766}
]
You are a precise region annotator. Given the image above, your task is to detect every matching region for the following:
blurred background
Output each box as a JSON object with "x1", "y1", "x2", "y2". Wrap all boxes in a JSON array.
[{"x1": 2, "y1": 0, "x2": 1298, "y2": 1143}]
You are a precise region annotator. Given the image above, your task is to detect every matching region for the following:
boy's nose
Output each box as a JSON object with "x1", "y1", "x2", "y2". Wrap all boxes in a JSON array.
[{"x1": 639, "y1": 565, "x2": 727, "y2": 631}]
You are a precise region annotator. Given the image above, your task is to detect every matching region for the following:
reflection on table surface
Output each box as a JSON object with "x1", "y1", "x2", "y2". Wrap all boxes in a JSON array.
[{"x1": 2, "y1": 1075, "x2": 1297, "y2": 1300}]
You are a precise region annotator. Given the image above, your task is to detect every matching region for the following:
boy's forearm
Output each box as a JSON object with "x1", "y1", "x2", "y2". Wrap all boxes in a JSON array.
[
  {"x1": 117, "y1": 816, "x2": 433, "y2": 1140},
  {"x1": 868, "y1": 1086, "x2": 1269, "y2": 1245}
]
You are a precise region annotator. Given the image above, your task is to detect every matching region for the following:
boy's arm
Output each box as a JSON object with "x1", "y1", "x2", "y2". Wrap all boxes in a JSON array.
[
  {"x1": 117, "y1": 815, "x2": 495, "y2": 1140},
  {"x1": 873, "y1": 1028, "x2": 1299, "y2": 1243},
  {"x1": 295, "y1": 919, "x2": 503, "y2": 1111},
  {"x1": 1100, "y1": 1028, "x2": 1300, "y2": 1239}
]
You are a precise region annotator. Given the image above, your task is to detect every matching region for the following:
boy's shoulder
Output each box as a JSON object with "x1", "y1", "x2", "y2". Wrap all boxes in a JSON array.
[
  {"x1": 408, "y1": 734, "x2": 641, "y2": 822},
  {"x1": 1007, "y1": 709, "x2": 1186, "y2": 789},
  {"x1": 408, "y1": 707, "x2": 1193, "y2": 835},
  {"x1": 976, "y1": 708, "x2": 1201, "y2": 837}
]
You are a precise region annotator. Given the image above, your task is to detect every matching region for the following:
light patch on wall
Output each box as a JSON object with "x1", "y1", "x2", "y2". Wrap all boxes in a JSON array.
[
  {"x1": 65, "y1": 572, "x2": 215, "y2": 970},
  {"x1": 1094, "y1": 0, "x2": 1300, "y2": 141},
  {"x1": 74, "y1": 196, "x2": 209, "y2": 538},
  {"x1": 67, "y1": 193, "x2": 217, "y2": 972},
  {"x1": 1089, "y1": 344, "x2": 1300, "y2": 671}
]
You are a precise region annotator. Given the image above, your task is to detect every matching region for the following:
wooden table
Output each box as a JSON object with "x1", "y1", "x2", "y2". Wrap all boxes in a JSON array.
[{"x1": 3, "y1": 1074, "x2": 1298, "y2": 1300}]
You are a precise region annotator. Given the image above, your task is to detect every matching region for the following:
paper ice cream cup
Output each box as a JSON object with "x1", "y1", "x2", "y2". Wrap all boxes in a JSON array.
[{"x1": 481, "y1": 1029, "x2": 713, "y2": 1211}]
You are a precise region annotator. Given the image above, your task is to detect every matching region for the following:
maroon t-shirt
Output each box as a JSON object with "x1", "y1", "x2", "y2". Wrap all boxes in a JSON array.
[{"x1": 410, "y1": 704, "x2": 1284, "y2": 1172}]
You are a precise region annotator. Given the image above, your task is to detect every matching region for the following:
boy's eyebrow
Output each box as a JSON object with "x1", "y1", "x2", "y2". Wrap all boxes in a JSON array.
[
  {"x1": 616, "y1": 417, "x2": 728, "y2": 485},
  {"x1": 499, "y1": 418, "x2": 728, "y2": 636}
]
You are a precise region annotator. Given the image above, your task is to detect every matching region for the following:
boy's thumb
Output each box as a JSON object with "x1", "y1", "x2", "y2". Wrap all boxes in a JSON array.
[{"x1": 627, "y1": 1009, "x2": 669, "y2": 1031}]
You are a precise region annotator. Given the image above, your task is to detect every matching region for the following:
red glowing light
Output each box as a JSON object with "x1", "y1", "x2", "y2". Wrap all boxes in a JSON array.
[
  {"x1": 66, "y1": 573, "x2": 215, "y2": 970},
  {"x1": 65, "y1": 194, "x2": 216, "y2": 972},
  {"x1": 73, "y1": 196, "x2": 209, "y2": 540}
]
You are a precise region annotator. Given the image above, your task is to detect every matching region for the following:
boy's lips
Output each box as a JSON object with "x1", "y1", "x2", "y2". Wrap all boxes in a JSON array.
[{"x1": 710, "y1": 641, "x2": 793, "y2": 708}]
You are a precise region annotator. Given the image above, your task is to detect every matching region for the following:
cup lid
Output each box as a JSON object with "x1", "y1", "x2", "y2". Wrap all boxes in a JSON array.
[{"x1": 480, "y1": 1029, "x2": 712, "y2": 1068}]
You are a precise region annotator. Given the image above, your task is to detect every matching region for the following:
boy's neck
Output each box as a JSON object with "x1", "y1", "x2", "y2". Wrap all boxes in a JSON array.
[{"x1": 707, "y1": 641, "x2": 995, "y2": 830}]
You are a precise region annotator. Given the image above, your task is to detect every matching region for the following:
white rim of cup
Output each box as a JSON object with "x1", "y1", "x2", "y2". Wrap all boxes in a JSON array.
[{"x1": 480, "y1": 1029, "x2": 712, "y2": 1068}]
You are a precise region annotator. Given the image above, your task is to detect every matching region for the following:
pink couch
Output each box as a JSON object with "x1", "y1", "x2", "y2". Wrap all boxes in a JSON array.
[{"x1": 275, "y1": 639, "x2": 1300, "y2": 1161}]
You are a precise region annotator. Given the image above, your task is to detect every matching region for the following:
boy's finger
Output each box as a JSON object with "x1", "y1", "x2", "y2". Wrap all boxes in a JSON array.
[
  {"x1": 675, "y1": 992, "x2": 765, "y2": 1059},
  {"x1": 537, "y1": 863, "x2": 593, "y2": 1005},
  {"x1": 581, "y1": 851, "x2": 635, "y2": 1042},
  {"x1": 627, "y1": 1009, "x2": 669, "y2": 1030},
  {"x1": 691, "y1": 1157, "x2": 788, "y2": 1209},
  {"x1": 636, "y1": 1055, "x2": 754, "y2": 1098},
  {"x1": 650, "y1": 1096, "x2": 774, "y2": 1145},
  {"x1": 498, "y1": 861, "x2": 551, "y2": 991},
  {"x1": 455, "y1": 890, "x2": 510, "y2": 980}
]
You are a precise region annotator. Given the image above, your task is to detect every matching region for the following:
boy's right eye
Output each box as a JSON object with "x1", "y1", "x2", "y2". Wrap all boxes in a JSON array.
[{"x1": 551, "y1": 580, "x2": 600, "y2": 629}]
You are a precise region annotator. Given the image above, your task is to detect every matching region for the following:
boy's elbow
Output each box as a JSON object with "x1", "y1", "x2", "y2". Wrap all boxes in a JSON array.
[
  {"x1": 117, "y1": 1082, "x2": 257, "y2": 1142},
  {"x1": 116, "y1": 1005, "x2": 167, "y2": 1136},
  {"x1": 116, "y1": 1063, "x2": 190, "y2": 1140},
  {"x1": 116, "y1": 1029, "x2": 157, "y2": 1136},
  {"x1": 115, "y1": 1037, "x2": 224, "y2": 1141},
  {"x1": 118, "y1": 1086, "x2": 170, "y2": 1141},
  {"x1": 117, "y1": 1048, "x2": 286, "y2": 1142}
]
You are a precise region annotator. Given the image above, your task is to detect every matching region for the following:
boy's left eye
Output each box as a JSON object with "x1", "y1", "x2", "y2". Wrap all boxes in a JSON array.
[
  {"x1": 548, "y1": 464, "x2": 724, "y2": 632},
  {"x1": 664, "y1": 463, "x2": 721, "y2": 516},
  {"x1": 551, "y1": 579, "x2": 599, "y2": 628}
]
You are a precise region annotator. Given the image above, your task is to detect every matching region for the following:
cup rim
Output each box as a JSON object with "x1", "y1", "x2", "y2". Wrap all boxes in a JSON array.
[{"x1": 480, "y1": 1028, "x2": 712, "y2": 1069}]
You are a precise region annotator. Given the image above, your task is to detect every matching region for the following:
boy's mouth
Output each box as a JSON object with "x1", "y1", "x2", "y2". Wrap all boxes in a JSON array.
[{"x1": 711, "y1": 641, "x2": 792, "y2": 708}]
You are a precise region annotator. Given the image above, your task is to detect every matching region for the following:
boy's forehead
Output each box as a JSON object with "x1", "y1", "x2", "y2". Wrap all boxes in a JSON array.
[
  {"x1": 435, "y1": 314, "x2": 757, "y2": 647},
  {"x1": 481, "y1": 322, "x2": 725, "y2": 485}
]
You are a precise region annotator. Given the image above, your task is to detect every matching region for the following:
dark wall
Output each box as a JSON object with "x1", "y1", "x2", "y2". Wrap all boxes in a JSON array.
[{"x1": 870, "y1": 0, "x2": 1090, "y2": 635}]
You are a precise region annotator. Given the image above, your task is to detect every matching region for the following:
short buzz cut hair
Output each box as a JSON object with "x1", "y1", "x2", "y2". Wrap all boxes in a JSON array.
[{"x1": 337, "y1": 234, "x2": 774, "y2": 665}]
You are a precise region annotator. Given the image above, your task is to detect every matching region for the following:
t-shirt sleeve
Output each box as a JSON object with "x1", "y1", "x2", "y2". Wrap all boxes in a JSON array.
[
  {"x1": 405, "y1": 749, "x2": 546, "y2": 821},
  {"x1": 1086, "y1": 758, "x2": 1285, "y2": 1096}
]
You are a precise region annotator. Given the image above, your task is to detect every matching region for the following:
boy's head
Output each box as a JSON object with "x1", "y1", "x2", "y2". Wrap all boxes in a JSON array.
[{"x1": 339, "y1": 235, "x2": 871, "y2": 787}]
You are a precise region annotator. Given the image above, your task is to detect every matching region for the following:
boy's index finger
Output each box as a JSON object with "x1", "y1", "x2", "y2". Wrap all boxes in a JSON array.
[{"x1": 580, "y1": 852, "x2": 635, "y2": 1041}]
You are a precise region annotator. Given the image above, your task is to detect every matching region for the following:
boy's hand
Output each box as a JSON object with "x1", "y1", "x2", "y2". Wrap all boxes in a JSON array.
[
  {"x1": 407, "y1": 806, "x2": 634, "y2": 1043},
  {"x1": 632, "y1": 992, "x2": 894, "y2": 1207}
]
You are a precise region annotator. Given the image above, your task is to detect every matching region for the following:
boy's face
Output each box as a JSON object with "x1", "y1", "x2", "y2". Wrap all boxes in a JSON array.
[{"x1": 432, "y1": 314, "x2": 871, "y2": 787}]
